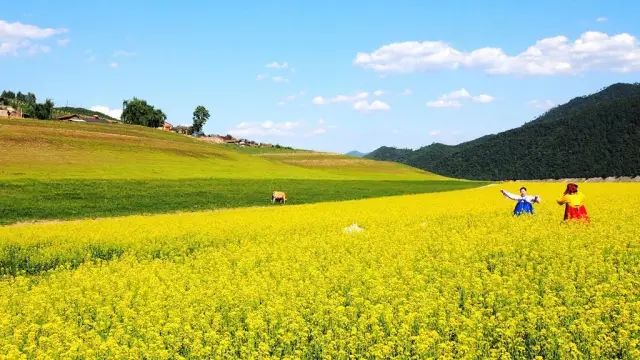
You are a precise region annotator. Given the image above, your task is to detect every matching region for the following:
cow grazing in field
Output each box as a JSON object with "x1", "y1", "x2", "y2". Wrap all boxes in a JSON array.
[{"x1": 272, "y1": 191, "x2": 287, "y2": 204}]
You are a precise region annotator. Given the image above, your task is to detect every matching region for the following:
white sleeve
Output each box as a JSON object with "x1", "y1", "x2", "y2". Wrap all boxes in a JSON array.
[
  {"x1": 524, "y1": 195, "x2": 542, "y2": 203},
  {"x1": 501, "y1": 190, "x2": 520, "y2": 201}
]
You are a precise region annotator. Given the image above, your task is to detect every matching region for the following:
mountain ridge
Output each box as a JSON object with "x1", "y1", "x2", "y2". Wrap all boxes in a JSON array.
[{"x1": 366, "y1": 83, "x2": 640, "y2": 180}]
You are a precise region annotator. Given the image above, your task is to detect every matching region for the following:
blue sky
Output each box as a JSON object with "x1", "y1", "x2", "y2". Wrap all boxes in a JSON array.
[{"x1": 2, "y1": 1, "x2": 639, "y2": 152}]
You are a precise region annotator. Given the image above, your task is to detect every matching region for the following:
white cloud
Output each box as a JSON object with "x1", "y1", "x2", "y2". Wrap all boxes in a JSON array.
[
  {"x1": 265, "y1": 61, "x2": 289, "y2": 69},
  {"x1": 426, "y1": 88, "x2": 494, "y2": 108},
  {"x1": 0, "y1": 19, "x2": 67, "y2": 56},
  {"x1": 109, "y1": 62, "x2": 118, "y2": 69},
  {"x1": 429, "y1": 130, "x2": 441, "y2": 136},
  {"x1": 90, "y1": 105, "x2": 122, "y2": 119},
  {"x1": 353, "y1": 100, "x2": 390, "y2": 112},
  {"x1": 528, "y1": 99, "x2": 556, "y2": 110},
  {"x1": 256, "y1": 74, "x2": 268, "y2": 80},
  {"x1": 472, "y1": 94, "x2": 495, "y2": 103},
  {"x1": 0, "y1": 20, "x2": 66, "y2": 39},
  {"x1": 373, "y1": 89, "x2": 384, "y2": 96},
  {"x1": 354, "y1": 31, "x2": 640, "y2": 75},
  {"x1": 426, "y1": 99, "x2": 462, "y2": 108},
  {"x1": 312, "y1": 92, "x2": 369, "y2": 105},
  {"x1": 596, "y1": 17, "x2": 608, "y2": 23},
  {"x1": 313, "y1": 91, "x2": 390, "y2": 112},
  {"x1": 228, "y1": 121, "x2": 301, "y2": 137}
]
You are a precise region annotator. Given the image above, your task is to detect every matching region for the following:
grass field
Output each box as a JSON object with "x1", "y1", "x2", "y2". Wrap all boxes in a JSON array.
[
  {"x1": 0, "y1": 118, "x2": 438, "y2": 181},
  {"x1": 1, "y1": 183, "x2": 639, "y2": 358},
  {"x1": 0, "y1": 118, "x2": 478, "y2": 224},
  {"x1": 0, "y1": 179, "x2": 482, "y2": 225}
]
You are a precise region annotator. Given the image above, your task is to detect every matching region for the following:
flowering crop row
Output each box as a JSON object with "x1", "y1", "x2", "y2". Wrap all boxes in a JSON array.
[{"x1": 0, "y1": 183, "x2": 639, "y2": 358}]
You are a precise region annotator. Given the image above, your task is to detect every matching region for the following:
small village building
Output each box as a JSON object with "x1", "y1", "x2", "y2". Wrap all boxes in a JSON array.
[
  {"x1": 208, "y1": 135, "x2": 226, "y2": 143},
  {"x1": 56, "y1": 114, "x2": 86, "y2": 122},
  {"x1": 173, "y1": 125, "x2": 192, "y2": 135},
  {"x1": 163, "y1": 122, "x2": 173, "y2": 131},
  {"x1": 56, "y1": 114, "x2": 112, "y2": 124},
  {"x1": 0, "y1": 105, "x2": 23, "y2": 118}
]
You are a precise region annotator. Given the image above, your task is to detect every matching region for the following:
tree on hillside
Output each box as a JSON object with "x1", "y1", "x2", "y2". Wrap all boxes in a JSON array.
[
  {"x1": 1, "y1": 90, "x2": 16, "y2": 100},
  {"x1": 31, "y1": 99, "x2": 54, "y2": 120},
  {"x1": 26, "y1": 92, "x2": 37, "y2": 104},
  {"x1": 192, "y1": 105, "x2": 210, "y2": 134},
  {"x1": 121, "y1": 97, "x2": 166, "y2": 128}
]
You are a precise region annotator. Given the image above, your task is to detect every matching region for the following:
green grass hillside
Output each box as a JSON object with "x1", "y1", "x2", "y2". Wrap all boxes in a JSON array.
[
  {"x1": 0, "y1": 118, "x2": 438, "y2": 181},
  {"x1": 0, "y1": 118, "x2": 484, "y2": 224}
]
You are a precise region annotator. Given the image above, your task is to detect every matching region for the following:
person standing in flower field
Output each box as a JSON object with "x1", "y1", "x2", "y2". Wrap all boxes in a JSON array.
[
  {"x1": 500, "y1": 186, "x2": 541, "y2": 215},
  {"x1": 556, "y1": 183, "x2": 589, "y2": 221}
]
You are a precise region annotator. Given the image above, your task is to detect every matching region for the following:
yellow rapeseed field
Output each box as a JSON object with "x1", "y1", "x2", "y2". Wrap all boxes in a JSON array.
[{"x1": 0, "y1": 183, "x2": 639, "y2": 359}]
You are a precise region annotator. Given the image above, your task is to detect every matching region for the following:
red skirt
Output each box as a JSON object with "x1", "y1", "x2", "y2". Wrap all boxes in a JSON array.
[{"x1": 564, "y1": 205, "x2": 589, "y2": 221}]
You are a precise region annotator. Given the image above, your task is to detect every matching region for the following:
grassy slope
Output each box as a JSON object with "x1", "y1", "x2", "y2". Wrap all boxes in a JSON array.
[
  {"x1": 0, "y1": 118, "x2": 436, "y2": 181},
  {"x1": 0, "y1": 118, "x2": 481, "y2": 224}
]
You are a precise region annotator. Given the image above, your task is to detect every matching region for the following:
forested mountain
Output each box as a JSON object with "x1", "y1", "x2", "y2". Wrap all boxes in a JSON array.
[{"x1": 366, "y1": 83, "x2": 640, "y2": 180}]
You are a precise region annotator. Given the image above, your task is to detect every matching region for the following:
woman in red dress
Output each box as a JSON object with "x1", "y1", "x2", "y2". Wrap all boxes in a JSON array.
[{"x1": 556, "y1": 183, "x2": 589, "y2": 221}]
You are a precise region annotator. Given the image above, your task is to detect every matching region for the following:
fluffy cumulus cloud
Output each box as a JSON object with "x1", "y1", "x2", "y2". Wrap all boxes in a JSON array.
[
  {"x1": 426, "y1": 88, "x2": 494, "y2": 108},
  {"x1": 353, "y1": 100, "x2": 390, "y2": 112},
  {"x1": 228, "y1": 121, "x2": 301, "y2": 137},
  {"x1": 354, "y1": 31, "x2": 640, "y2": 75},
  {"x1": 0, "y1": 19, "x2": 67, "y2": 56},
  {"x1": 312, "y1": 91, "x2": 390, "y2": 112},
  {"x1": 90, "y1": 105, "x2": 122, "y2": 119}
]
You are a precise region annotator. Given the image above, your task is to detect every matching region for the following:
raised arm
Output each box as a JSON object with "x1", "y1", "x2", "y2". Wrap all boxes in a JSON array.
[
  {"x1": 500, "y1": 189, "x2": 519, "y2": 201},
  {"x1": 528, "y1": 195, "x2": 542, "y2": 203}
]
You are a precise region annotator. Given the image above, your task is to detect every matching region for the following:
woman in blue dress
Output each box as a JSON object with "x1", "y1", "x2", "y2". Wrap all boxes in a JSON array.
[{"x1": 500, "y1": 187, "x2": 541, "y2": 215}]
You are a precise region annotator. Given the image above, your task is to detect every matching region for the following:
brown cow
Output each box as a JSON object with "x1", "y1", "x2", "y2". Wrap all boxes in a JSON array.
[{"x1": 272, "y1": 191, "x2": 287, "y2": 204}]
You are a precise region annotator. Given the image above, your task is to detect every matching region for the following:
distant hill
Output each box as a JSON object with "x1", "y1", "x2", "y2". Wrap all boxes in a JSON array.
[
  {"x1": 54, "y1": 107, "x2": 120, "y2": 121},
  {"x1": 345, "y1": 150, "x2": 368, "y2": 158},
  {"x1": 367, "y1": 83, "x2": 640, "y2": 180}
]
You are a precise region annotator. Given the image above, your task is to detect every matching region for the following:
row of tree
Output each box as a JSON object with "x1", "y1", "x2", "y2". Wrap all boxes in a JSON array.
[
  {"x1": 2, "y1": 90, "x2": 211, "y2": 134},
  {"x1": 1, "y1": 90, "x2": 54, "y2": 120},
  {"x1": 120, "y1": 98, "x2": 210, "y2": 133}
]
